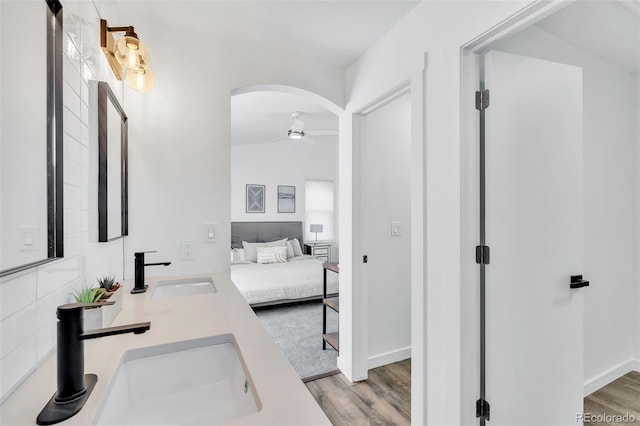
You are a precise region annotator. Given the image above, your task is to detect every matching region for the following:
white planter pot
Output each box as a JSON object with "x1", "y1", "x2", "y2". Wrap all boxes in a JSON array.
[{"x1": 83, "y1": 287, "x2": 123, "y2": 330}]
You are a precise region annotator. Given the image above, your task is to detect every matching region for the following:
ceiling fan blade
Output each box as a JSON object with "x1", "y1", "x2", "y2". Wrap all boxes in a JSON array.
[
  {"x1": 302, "y1": 136, "x2": 317, "y2": 144},
  {"x1": 268, "y1": 136, "x2": 289, "y2": 144},
  {"x1": 305, "y1": 130, "x2": 337, "y2": 136}
]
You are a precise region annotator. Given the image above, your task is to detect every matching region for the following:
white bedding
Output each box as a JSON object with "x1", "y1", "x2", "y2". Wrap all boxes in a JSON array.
[{"x1": 230, "y1": 255, "x2": 339, "y2": 305}]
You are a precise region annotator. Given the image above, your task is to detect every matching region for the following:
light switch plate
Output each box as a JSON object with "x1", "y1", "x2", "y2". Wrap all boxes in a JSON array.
[
  {"x1": 391, "y1": 221, "x2": 402, "y2": 236},
  {"x1": 203, "y1": 223, "x2": 217, "y2": 243},
  {"x1": 19, "y1": 226, "x2": 39, "y2": 251}
]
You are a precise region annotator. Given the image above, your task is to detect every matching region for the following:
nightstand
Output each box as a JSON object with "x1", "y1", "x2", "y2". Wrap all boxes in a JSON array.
[{"x1": 304, "y1": 242, "x2": 332, "y2": 262}]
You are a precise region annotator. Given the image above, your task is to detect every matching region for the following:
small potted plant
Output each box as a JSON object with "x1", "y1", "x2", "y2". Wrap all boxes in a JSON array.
[
  {"x1": 96, "y1": 275, "x2": 123, "y2": 327},
  {"x1": 71, "y1": 286, "x2": 107, "y2": 330},
  {"x1": 71, "y1": 276, "x2": 124, "y2": 330}
]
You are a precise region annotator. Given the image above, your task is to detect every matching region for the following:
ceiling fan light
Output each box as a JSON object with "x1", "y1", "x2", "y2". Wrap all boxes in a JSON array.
[{"x1": 288, "y1": 129, "x2": 305, "y2": 139}]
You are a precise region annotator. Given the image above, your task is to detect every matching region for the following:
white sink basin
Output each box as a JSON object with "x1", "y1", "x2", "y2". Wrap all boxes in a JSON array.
[
  {"x1": 151, "y1": 277, "x2": 216, "y2": 300},
  {"x1": 93, "y1": 334, "x2": 260, "y2": 425}
]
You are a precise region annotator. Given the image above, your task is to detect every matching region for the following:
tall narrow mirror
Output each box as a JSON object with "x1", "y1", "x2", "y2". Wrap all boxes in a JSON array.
[
  {"x1": 98, "y1": 81, "x2": 128, "y2": 242},
  {"x1": 0, "y1": 0, "x2": 63, "y2": 277}
]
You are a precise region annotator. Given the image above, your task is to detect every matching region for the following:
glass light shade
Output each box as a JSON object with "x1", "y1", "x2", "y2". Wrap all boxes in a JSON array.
[
  {"x1": 114, "y1": 35, "x2": 150, "y2": 70},
  {"x1": 125, "y1": 68, "x2": 156, "y2": 92},
  {"x1": 288, "y1": 130, "x2": 304, "y2": 139}
]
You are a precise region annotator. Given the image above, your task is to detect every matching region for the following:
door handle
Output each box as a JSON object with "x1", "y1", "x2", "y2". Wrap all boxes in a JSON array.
[{"x1": 570, "y1": 275, "x2": 589, "y2": 289}]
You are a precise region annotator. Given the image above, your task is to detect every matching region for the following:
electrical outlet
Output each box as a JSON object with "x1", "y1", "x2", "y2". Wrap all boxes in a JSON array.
[{"x1": 181, "y1": 240, "x2": 194, "y2": 260}]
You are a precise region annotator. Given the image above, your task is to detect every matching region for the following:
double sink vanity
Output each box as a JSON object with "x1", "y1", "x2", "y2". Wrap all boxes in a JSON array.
[{"x1": 1, "y1": 274, "x2": 330, "y2": 425}]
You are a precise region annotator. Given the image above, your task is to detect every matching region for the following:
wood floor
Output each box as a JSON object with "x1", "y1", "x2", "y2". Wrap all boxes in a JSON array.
[
  {"x1": 584, "y1": 371, "x2": 640, "y2": 425},
  {"x1": 305, "y1": 359, "x2": 411, "y2": 425},
  {"x1": 307, "y1": 362, "x2": 639, "y2": 425}
]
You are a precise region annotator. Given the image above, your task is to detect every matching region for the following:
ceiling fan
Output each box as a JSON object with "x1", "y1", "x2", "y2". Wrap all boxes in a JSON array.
[{"x1": 269, "y1": 111, "x2": 337, "y2": 144}]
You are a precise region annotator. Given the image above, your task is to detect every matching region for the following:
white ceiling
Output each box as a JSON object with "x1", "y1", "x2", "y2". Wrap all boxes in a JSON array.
[
  {"x1": 536, "y1": 0, "x2": 640, "y2": 74},
  {"x1": 112, "y1": 0, "x2": 420, "y2": 68},
  {"x1": 231, "y1": 91, "x2": 338, "y2": 145}
]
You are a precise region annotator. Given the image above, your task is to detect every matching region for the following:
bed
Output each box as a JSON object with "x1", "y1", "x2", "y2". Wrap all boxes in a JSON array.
[{"x1": 230, "y1": 221, "x2": 339, "y2": 307}]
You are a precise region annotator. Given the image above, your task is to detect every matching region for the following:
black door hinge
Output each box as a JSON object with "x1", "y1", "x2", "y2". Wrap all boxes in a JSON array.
[
  {"x1": 475, "y1": 245, "x2": 490, "y2": 265},
  {"x1": 363, "y1": 255, "x2": 368, "y2": 264},
  {"x1": 476, "y1": 399, "x2": 490, "y2": 421},
  {"x1": 476, "y1": 89, "x2": 490, "y2": 111}
]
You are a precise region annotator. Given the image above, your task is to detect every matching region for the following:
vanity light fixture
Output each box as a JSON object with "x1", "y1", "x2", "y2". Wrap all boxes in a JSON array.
[{"x1": 100, "y1": 19, "x2": 156, "y2": 92}]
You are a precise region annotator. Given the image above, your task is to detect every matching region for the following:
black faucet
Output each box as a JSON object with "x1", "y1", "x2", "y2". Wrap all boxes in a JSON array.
[
  {"x1": 36, "y1": 302, "x2": 150, "y2": 425},
  {"x1": 133, "y1": 251, "x2": 171, "y2": 294}
]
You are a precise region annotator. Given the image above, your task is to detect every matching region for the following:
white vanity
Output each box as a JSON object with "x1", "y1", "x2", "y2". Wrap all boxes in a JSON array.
[{"x1": 0, "y1": 273, "x2": 330, "y2": 425}]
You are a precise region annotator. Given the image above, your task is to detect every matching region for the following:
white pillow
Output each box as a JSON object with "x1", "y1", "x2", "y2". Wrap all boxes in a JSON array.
[
  {"x1": 286, "y1": 241, "x2": 295, "y2": 258},
  {"x1": 243, "y1": 239, "x2": 287, "y2": 262},
  {"x1": 256, "y1": 246, "x2": 288, "y2": 264},
  {"x1": 290, "y1": 238, "x2": 304, "y2": 257},
  {"x1": 231, "y1": 248, "x2": 246, "y2": 264}
]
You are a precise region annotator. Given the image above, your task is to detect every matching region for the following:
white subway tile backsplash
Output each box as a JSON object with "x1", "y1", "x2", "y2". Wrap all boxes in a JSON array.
[
  {"x1": 63, "y1": 158, "x2": 81, "y2": 187},
  {"x1": 1, "y1": 0, "x2": 125, "y2": 403},
  {"x1": 81, "y1": 101, "x2": 89, "y2": 125},
  {"x1": 64, "y1": 209, "x2": 78, "y2": 234},
  {"x1": 0, "y1": 336, "x2": 37, "y2": 400},
  {"x1": 65, "y1": 233, "x2": 84, "y2": 258},
  {"x1": 79, "y1": 144, "x2": 89, "y2": 168},
  {"x1": 63, "y1": 80, "x2": 81, "y2": 118},
  {"x1": 63, "y1": 31, "x2": 80, "y2": 70},
  {"x1": 80, "y1": 188, "x2": 89, "y2": 211},
  {"x1": 0, "y1": 305, "x2": 37, "y2": 359},
  {"x1": 80, "y1": 211, "x2": 89, "y2": 232},
  {"x1": 36, "y1": 281, "x2": 74, "y2": 330},
  {"x1": 79, "y1": 164, "x2": 89, "y2": 190},
  {"x1": 80, "y1": 79, "x2": 90, "y2": 107},
  {"x1": 80, "y1": 122, "x2": 89, "y2": 148},
  {"x1": 36, "y1": 257, "x2": 82, "y2": 299},
  {"x1": 65, "y1": 184, "x2": 81, "y2": 211},
  {"x1": 63, "y1": 106, "x2": 81, "y2": 142},
  {"x1": 36, "y1": 322, "x2": 56, "y2": 363},
  {"x1": 0, "y1": 271, "x2": 37, "y2": 320},
  {"x1": 63, "y1": 54, "x2": 81, "y2": 93},
  {"x1": 61, "y1": 0, "x2": 80, "y2": 32},
  {"x1": 64, "y1": 133, "x2": 81, "y2": 163}
]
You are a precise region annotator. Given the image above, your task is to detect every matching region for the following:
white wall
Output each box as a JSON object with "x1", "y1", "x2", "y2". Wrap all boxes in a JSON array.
[
  {"x1": 360, "y1": 90, "x2": 412, "y2": 369},
  {"x1": 121, "y1": 8, "x2": 345, "y2": 279},
  {"x1": 490, "y1": 25, "x2": 637, "y2": 391},
  {"x1": 231, "y1": 140, "x2": 337, "y2": 221},
  {"x1": 343, "y1": 1, "x2": 531, "y2": 424},
  {"x1": 0, "y1": 0, "x2": 125, "y2": 402}
]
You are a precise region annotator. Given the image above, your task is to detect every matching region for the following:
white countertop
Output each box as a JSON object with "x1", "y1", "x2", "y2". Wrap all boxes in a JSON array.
[{"x1": 0, "y1": 273, "x2": 331, "y2": 425}]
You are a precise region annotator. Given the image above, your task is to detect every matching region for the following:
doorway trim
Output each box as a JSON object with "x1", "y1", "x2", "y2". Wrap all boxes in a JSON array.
[{"x1": 349, "y1": 69, "x2": 426, "y2": 423}]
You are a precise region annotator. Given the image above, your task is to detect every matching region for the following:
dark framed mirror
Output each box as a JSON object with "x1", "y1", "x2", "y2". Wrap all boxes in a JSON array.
[
  {"x1": 98, "y1": 82, "x2": 128, "y2": 242},
  {"x1": 0, "y1": 0, "x2": 63, "y2": 277}
]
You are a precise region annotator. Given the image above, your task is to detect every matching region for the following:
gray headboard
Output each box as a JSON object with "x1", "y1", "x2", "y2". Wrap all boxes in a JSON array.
[{"x1": 231, "y1": 221, "x2": 303, "y2": 248}]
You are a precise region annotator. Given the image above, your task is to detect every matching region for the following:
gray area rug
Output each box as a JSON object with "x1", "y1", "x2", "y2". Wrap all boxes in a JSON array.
[{"x1": 254, "y1": 301, "x2": 338, "y2": 380}]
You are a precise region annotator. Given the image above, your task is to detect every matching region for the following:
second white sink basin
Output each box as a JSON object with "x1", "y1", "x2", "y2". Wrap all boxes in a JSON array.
[
  {"x1": 93, "y1": 334, "x2": 260, "y2": 425},
  {"x1": 151, "y1": 277, "x2": 216, "y2": 300}
]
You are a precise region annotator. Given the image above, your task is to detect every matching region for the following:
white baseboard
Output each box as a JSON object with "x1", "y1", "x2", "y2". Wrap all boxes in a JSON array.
[
  {"x1": 368, "y1": 346, "x2": 411, "y2": 370},
  {"x1": 584, "y1": 359, "x2": 639, "y2": 396}
]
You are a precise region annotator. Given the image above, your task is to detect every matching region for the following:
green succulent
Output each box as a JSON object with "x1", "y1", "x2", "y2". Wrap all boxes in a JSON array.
[
  {"x1": 71, "y1": 286, "x2": 106, "y2": 304},
  {"x1": 97, "y1": 275, "x2": 116, "y2": 291}
]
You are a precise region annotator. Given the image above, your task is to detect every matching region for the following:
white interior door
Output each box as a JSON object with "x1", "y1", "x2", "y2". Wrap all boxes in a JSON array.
[
  {"x1": 360, "y1": 89, "x2": 412, "y2": 368},
  {"x1": 485, "y1": 50, "x2": 584, "y2": 425}
]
